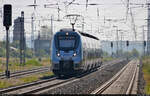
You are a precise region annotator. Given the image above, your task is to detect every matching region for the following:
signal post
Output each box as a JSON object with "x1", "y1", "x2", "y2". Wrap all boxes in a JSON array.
[{"x1": 3, "y1": 4, "x2": 12, "y2": 78}]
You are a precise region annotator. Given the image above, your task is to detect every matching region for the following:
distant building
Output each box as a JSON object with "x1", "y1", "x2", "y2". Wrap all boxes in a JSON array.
[
  {"x1": 40, "y1": 26, "x2": 52, "y2": 40},
  {"x1": 13, "y1": 17, "x2": 24, "y2": 41},
  {"x1": 34, "y1": 25, "x2": 53, "y2": 55}
]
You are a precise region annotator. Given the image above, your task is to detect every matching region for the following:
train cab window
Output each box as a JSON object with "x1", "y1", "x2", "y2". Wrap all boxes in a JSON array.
[
  {"x1": 57, "y1": 35, "x2": 77, "y2": 51},
  {"x1": 59, "y1": 40, "x2": 75, "y2": 48}
]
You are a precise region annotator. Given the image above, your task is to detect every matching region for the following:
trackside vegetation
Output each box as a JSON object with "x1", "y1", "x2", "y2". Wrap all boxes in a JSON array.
[
  {"x1": 0, "y1": 72, "x2": 54, "y2": 89},
  {"x1": 0, "y1": 58, "x2": 51, "y2": 73},
  {"x1": 142, "y1": 56, "x2": 150, "y2": 94}
]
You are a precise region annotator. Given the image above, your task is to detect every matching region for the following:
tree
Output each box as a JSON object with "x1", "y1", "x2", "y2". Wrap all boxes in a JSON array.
[
  {"x1": 123, "y1": 51, "x2": 132, "y2": 58},
  {"x1": 0, "y1": 41, "x2": 6, "y2": 57},
  {"x1": 11, "y1": 40, "x2": 20, "y2": 49},
  {"x1": 101, "y1": 51, "x2": 109, "y2": 57},
  {"x1": 117, "y1": 49, "x2": 123, "y2": 57},
  {"x1": 131, "y1": 48, "x2": 139, "y2": 57},
  {"x1": 26, "y1": 49, "x2": 33, "y2": 58}
]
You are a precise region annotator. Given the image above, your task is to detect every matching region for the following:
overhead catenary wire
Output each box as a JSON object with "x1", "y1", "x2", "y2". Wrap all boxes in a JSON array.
[{"x1": 0, "y1": 0, "x2": 148, "y2": 42}]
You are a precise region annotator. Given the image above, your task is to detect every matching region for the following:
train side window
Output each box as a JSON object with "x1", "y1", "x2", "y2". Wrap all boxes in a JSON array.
[
  {"x1": 84, "y1": 37, "x2": 86, "y2": 48},
  {"x1": 82, "y1": 37, "x2": 86, "y2": 49},
  {"x1": 88, "y1": 37, "x2": 91, "y2": 49},
  {"x1": 85, "y1": 37, "x2": 88, "y2": 48}
]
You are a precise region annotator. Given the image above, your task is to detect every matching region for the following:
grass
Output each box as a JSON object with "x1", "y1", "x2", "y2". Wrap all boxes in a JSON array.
[
  {"x1": 19, "y1": 72, "x2": 54, "y2": 83},
  {"x1": 25, "y1": 59, "x2": 42, "y2": 66},
  {"x1": 102, "y1": 57, "x2": 115, "y2": 62},
  {"x1": 0, "y1": 72, "x2": 54, "y2": 89},
  {"x1": 142, "y1": 56, "x2": 150, "y2": 94},
  {"x1": 19, "y1": 76, "x2": 39, "y2": 83},
  {"x1": 0, "y1": 79, "x2": 22, "y2": 89},
  {"x1": 0, "y1": 57, "x2": 51, "y2": 73},
  {"x1": 40, "y1": 58, "x2": 51, "y2": 66}
]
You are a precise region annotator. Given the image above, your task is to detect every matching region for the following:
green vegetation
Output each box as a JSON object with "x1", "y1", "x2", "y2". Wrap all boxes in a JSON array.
[
  {"x1": 0, "y1": 59, "x2": 2, "y2": 65},
  {"x1": 1, "y1": 39, "x2": 51, "y2": 76},
  {"x1": 142, "y1": 56, "x2": 150, "y2": 94},
  {"x1": 102, "y1": 57, "x2": 114, "y2": 62},
  {"x1": 35, "y1": 49, "x2": 49, "y2": 57},
  {"x1": 100, "y1": 48, "x2": 140, "y2": 65},
  {"x1": 20, "y1": 76, "x2": 39, "y2": 83},
  {"x1": 0, "y1": 48, "x2": 6, "y2": 57},
  {"x1": 0, "y1": 80, "x2": 20, "y2": 89},
  {"x1": 0, "y1": 72, "x2": 54, "y2": 89},
  {"x1": 25, "y1": 59, "x2": 42, "y2": 66},
  {"x1": 101, "y1": 51, "x2": 109, "y2": 57},
  {"x1": 0, "y1": 40, "x2": 51, "y2": 72},
  {"x1": 104, "y1": 48, "x2": 140, "y2": 59},
  {"x1": 0, "y1": 58, "x2": 51, "y2": 73},
  {"x1": 0, "y1": 41, "x2": 49, "y2": 58},
  {"x1": 131, "y1": 48, "x2": 139, "y2": 57},
  {"x1": 40, "y1": 58, "x2": 51, "y2": 66}
]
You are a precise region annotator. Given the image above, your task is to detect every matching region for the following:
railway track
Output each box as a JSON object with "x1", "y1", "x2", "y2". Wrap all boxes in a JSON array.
[
  {"x1": 0, "y1": 59, "x2": 128, "y2": 94},
  {"x1": 0, "y1": 73, "x2": 85, "y2": 94},
  {"x1": 91, "y1": 59, "x2": 139, "y2": 94},
  {"x1": 0, "y1": 66, "x2": 50, "y2": 79},
  {"x1": 0, "y1": 59, "x2": 123, "y2": 79}
]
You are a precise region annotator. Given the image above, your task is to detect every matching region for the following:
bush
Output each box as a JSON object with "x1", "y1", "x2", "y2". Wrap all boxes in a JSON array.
[
  {"x1": 102, "y1": 57, "x2": 114, "y2": 62},
  {"x1": 26, "y1": 49, "x2": 33, "y2": 58},
  {"x1": 26, "y1": 59, "x2": 42, "y2": 66},
  {"x1": 131, "y1": 48, "x2": 139, "y2": 57},
  {"x1": 0, "y1": 48, "x2": 6, "y2": 57}
]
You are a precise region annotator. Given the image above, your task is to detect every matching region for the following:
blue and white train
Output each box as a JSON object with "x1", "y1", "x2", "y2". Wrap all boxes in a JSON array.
[{"x1": 51, "y1": 28, "x2": 102, "y2": 77}]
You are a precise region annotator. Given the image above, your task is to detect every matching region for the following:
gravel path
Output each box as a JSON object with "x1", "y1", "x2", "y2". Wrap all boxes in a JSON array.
[{"x1": 42, "y1": 60, "x2": 128, "y2": 94}]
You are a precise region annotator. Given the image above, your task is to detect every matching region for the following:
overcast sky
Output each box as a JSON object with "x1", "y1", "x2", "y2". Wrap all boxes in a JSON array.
[{"x1": 0, "y1": 0, "x2": 148, "y2": 43}]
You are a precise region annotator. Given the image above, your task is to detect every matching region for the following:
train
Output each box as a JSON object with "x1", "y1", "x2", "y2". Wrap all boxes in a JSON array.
[{"x1": 51, "y1": 28, "x2": 102, "y2": 77}]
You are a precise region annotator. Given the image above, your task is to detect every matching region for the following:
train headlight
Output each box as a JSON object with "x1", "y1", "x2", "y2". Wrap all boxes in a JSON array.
[
  {"x1": 57, "y1": 53, "x2": 60, "y2": 57},
  {"x1": 73, "y1": 53, "x2": 77, "y2": 56}
]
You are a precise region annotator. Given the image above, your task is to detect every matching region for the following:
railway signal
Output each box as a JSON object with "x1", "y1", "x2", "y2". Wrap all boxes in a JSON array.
[
  {"x1": 111, "y1": 42, "x2": 113, "y2": 48},
  {"x1": 126, "y1": 40, "x2": 129, "y2": 46},
  {"x1": 3, "y1": 4, "x2": 12, "y2": 28},
  {"x1": 3, "y1": 4, "x2": 12, "y2": 78},
  {"x1": 144, "y1": 41, "x2": 146, "y2": 47},
  {"x1": 111, "y1": 42, "x2": 113, "y2": 57},
  {"x1": 126, "y1": 40, "x2": 129, "y2": 60},
  {"x1": 144, "y1": 41, "x2": 146, "y2": 56}
]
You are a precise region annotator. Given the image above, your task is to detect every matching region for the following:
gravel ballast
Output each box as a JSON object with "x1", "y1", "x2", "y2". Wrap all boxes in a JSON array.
[{"x1": 42, "y1": 60, "x2": 129, "y2": 94}]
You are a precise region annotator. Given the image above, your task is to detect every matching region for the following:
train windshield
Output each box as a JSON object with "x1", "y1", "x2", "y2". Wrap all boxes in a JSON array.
[{"x1": 58, "y1": 35, "x2": 76, "y2": 50}]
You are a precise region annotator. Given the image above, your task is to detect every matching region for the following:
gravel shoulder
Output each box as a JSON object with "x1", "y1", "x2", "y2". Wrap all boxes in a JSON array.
[{"x1": 42, "y1": 60, "x2": 129, "y2": 94}]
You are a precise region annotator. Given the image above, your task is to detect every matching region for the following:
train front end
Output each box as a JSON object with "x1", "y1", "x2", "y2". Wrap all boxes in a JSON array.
[{"x1": 51, "y1": 29, "x2": 82, "y2": 77}]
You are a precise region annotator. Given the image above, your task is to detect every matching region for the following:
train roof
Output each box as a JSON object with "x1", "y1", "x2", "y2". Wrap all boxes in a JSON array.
[
  {"x1": 78, "y1": 31, "x2": 99, "y2": 40},
  {"x1": 59, "y1": 28, "x2": 99, "y2": 40},
  {"x1": 59, "y1": 28, "x2": 74, "y2": 32}
]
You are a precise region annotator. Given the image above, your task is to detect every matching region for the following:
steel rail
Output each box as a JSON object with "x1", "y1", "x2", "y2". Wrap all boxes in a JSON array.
[
  {"x1": 0, "y1": 76, "x2": 56, "y2": 94},
  {"x1": 126, "y1": 60, "x2": 138, "y2": 94},
  {"x1": 0, "y1": 66, "x2": 50, "y2": 79},
  {"x1": 91, "y1": 60, "x2": 136, "y2": 94},
  {"x1": 0, "y1": 66, "x2": 48, "y2": 76},
  {"x1": 18, "y1": 59, "x2": 128, "y2": 94},
  {"x1": 20, "y1": 77, "x2": 76, "y2": 94}
]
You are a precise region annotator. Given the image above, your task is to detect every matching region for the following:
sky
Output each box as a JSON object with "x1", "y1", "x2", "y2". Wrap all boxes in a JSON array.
[{"x1": 0, "y1": 0, "x2": 148, "y2": 46}]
